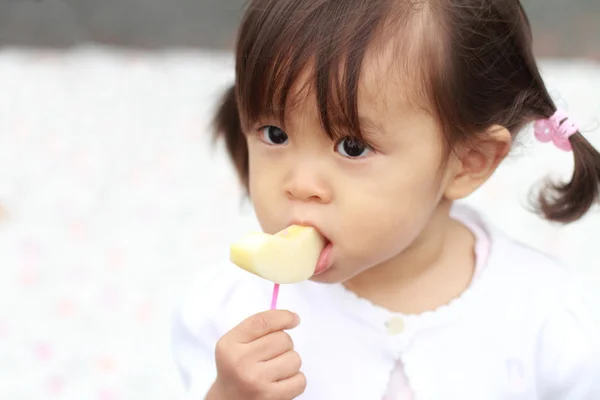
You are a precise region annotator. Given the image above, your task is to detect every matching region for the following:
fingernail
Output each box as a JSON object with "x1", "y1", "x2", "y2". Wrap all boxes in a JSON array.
[{"x1": 293, "y1": 312, "x2": 301, "y2": 324}]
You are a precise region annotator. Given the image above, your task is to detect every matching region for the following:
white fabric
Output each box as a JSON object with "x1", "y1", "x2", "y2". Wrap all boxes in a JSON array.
[
  {"x1": 171, "y1": 205, "x2": 600, "y2": 399},
  {"x1": 382, "y1": 209, "x2": 493, "y2": 400}
]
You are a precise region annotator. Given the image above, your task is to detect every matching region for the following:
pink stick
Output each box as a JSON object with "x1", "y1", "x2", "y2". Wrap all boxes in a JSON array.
[{"x1": 270, "y1": 283, "x2": 280, "y2": 310}]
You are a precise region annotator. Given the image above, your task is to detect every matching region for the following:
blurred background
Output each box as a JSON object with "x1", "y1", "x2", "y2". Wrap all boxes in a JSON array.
[{"x1": 0, "y1": 1, "x2": 599, "y2": 399}]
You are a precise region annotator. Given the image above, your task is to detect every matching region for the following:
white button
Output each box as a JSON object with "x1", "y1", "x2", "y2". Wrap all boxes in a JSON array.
[{"x1": 385, "y1": 317, "x2": 405, "y2": 335}]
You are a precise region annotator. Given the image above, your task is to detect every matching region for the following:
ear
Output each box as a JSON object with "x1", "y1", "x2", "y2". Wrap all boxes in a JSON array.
[{"x1": 443, "y1": 125, "x2": 512, "y2": 200}]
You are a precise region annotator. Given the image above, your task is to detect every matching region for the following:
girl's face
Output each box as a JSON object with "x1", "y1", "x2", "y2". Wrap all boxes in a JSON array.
[{"x1": 245, "y1": 55, "x2": 458, "y2": 284}]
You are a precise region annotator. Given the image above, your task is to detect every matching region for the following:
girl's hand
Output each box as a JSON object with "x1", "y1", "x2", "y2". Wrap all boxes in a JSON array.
[{"x1": 211, "y1": 310, "x2": 306, "y2": 400}]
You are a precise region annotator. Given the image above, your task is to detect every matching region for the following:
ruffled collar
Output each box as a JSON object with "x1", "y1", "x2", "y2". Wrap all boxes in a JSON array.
[{"x1": 312, "y1": 204, "x2": 497, "y2": 335}]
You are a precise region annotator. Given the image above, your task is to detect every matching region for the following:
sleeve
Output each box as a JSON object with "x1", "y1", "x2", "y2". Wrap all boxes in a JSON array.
[
  {"x1": 170, "y1": 265, "x2": 249, "y2": 399},
  {"x1": 535, "y1": 281, "x2": 600, "y2": 400}
]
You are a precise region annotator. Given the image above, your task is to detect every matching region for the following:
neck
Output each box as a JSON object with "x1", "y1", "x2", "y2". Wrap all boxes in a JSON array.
[{"x1": 344, "y1": 200, "x2": 476, "y2": 314}]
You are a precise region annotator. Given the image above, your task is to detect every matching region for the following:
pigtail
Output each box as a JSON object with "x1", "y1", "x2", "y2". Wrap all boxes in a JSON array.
[
  {"x1": 212, "y1": 85, "x2": 249, "y2": 190},
  {"x1": 538, "y1": 133, "x2": 600, "y2": 223}
]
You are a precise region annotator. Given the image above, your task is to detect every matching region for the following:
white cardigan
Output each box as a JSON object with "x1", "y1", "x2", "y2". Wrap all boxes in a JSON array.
[{"x1": 171, "y1": 207, "x2": 600, "y2": 399}]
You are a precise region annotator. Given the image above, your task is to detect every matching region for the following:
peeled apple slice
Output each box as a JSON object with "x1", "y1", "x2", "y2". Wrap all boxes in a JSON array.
[{"x1": 229, "y1": 225, "x2": 326, "y2": 284}]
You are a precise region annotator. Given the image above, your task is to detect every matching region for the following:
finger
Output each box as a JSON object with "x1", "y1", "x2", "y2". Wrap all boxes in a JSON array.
[
  {"x1": 265, "y1": 350, "x2": 302, "y2": 381},
  {"x1": 233, "y1": 310, "x2": 300, "y2": 343},
  {"x1": 250, "y1": 330, "x2": 294, "y2": 361},
  {"x1": 273, "y1": 372, "x2": 307, "y2": 399}
]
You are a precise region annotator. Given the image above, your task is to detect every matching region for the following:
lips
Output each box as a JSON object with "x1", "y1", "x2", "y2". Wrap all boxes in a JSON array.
[{"x1": 314, "y1": 241, "x2": 333, "y2": 275}]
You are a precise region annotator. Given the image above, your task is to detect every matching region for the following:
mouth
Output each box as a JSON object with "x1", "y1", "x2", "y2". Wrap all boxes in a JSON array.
[
  {"x1": 314, "y1": 240, "x2": 333, "y2": 275},
  {"x1": 288, "y1": 220, "x2": 333, "y2": 276}
]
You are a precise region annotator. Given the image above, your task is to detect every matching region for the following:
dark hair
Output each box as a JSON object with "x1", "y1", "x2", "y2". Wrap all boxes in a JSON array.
[{"x1": 213, "y1": 0, "x2": 600, "y2": 223}]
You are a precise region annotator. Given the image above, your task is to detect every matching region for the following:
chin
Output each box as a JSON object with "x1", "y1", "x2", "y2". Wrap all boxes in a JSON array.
[
  {"x1": 308, "y1": 265, "x2": 351, "y2": 284},
  {"x1": 309, "y1": 268, "x2": 340, "y2": 284}
]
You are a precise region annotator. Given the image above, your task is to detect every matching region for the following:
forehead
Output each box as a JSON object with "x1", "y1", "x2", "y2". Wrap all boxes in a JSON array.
[
  {"x1": 281, "y1": 44, "x2": 428, "y2": 126},
  {"x1": 358, "y1": 36, "x2": 433, "y2": 116}
]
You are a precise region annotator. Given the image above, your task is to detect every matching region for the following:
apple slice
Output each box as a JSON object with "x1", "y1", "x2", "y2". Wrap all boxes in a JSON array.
[{"x1": 229, "y1": 225, "x2": 326, "y2": 284}]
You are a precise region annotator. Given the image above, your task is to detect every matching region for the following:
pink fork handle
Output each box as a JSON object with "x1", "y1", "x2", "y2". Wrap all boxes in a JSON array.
[{"x1": 270, "y1": 283, "x2": 280, "y2": 310}]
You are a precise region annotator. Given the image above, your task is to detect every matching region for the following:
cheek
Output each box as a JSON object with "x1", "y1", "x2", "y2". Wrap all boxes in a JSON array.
[
  {"x1": 336, "y1": 159, "x2": 443, "y2": 263},
  {"x1": 339, "y1": 192, "x2": 435, "y2": 265},
  {"x1": 247, "y1": 152, "x2": 283, "y2": 233}
]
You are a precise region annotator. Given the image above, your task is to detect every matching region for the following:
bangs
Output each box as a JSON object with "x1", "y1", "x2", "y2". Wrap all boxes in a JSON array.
[{"x1": 234, "y1": 0, "x2": 438, "y2": 141}]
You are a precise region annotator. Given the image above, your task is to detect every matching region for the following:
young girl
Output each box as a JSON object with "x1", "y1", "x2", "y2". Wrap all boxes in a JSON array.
[{"x1": 172, "y1": 0, "x2": 600, "y2": 398}]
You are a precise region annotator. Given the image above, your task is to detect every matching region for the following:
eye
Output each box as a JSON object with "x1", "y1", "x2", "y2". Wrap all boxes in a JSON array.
[
  {"x1": 261, "y1": 126, "x2": 289, "y2": 145},
  {"x1": 335, "y1": 136, "x2": 372, "y2": 158}
]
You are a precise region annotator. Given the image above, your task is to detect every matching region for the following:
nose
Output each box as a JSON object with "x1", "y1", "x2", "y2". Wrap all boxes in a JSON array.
[{"x1": 284, "y1": 164, "x2": 332, "y2": 203}]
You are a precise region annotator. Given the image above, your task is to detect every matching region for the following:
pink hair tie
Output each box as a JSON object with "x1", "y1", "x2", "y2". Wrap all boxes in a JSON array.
[{"x1": 534, "y1": 109, "x2": 579, "y2": 152}]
